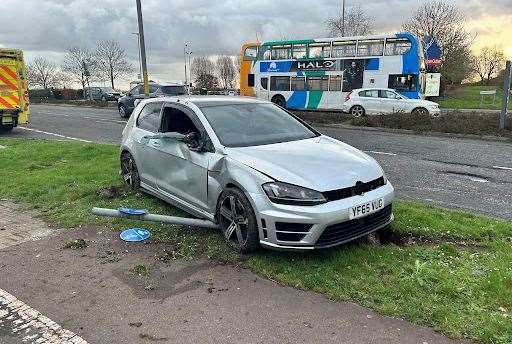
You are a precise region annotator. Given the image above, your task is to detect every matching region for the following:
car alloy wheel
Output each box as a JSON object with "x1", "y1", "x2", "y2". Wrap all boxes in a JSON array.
[
  {"x1": 217, "y1": 188, "x2": 259, "y2": 253},
  {"x1": 412, "y1": 107, "x2": 428, "y2": 116},
  {"x1": 119, "y1": 105, "x2": 127, "y2": 118},
  {"x1": 351, "y1": 105, "x2": 365, "y2": 117},
  {"x1": 120, "y1": 153, "x2": 140, "y2": 190}
]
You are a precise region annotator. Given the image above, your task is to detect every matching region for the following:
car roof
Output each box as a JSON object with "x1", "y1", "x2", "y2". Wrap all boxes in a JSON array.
[
  {"x1": 353, "y1": 88, "x2": 398, "y2": 93},
  {"x1": 142, "y1": 95, "x2": 268, "y2": 108}
]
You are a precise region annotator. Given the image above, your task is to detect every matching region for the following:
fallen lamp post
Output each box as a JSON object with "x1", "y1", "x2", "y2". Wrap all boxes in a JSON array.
[{"x1": 91, "y1": 207, "x2": 220, "y2": 229}]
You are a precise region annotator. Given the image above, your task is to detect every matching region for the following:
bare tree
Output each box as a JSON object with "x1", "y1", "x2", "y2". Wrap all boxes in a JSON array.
[
  {"x1": 473, "y1": 47, "x2": 505, "y2": 85},
  {"x1": 191, "y1": 56, "x2": 218, "y2": 91},
  {"x1": 26, "y1": 57, "x2": 59, "y2": 90},
  {"x1": 327, "y1": 5, "x2": 374, "y2": 37},
  {"x1": 62, "y1": 47, "x2": 96, "y2": 91},
  {"x1": 216, "y1": 55, "x2": 236, "y2": 89},
  {"x1": 402, "y1": 1, "x2": 474, "y2": 84},
  {"x1": 95, "y1": 40, "x2": 134, "y2": 89}
]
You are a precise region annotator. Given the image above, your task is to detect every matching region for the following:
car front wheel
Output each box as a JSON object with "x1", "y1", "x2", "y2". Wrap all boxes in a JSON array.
[
  {"x1": 412, "y1": 107, "x2": 428, "y2": 116},
  {"x1": 120, "y1": 152, "x2": 140, "y2": 190},
  {"x1": 119, "y1": 104, "x2": 128, "y2": 118},
  {"x1": 217, "y1": 187, "x2": 259, "y2": 253}
]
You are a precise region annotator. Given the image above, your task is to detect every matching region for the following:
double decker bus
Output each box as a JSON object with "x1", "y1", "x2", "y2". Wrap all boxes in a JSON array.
[{"x1": 240, "y1": 32, "x2": 425, "y2": 110}]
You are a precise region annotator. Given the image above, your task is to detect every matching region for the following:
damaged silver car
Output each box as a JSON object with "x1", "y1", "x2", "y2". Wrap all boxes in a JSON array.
[{"x1": 120, "y1": 96, "x2": 394, "y2": 253}]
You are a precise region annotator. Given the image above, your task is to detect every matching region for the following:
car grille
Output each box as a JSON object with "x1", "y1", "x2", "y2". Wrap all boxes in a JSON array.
[
  {"x1": 323, "y1": 177, "x2": 385, "y2": 202},
  {"x1": 315, "y1": 205, "x2": 392, "y2": 248}
]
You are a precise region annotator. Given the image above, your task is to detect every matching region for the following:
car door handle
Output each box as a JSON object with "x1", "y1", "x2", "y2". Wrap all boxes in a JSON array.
[{"x1": 150, "y1": 141, "x2": 161, "y2": 148}]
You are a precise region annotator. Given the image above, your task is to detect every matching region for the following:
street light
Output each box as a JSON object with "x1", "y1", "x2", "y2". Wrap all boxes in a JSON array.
[
  {"x1": 184, "y1": 42, "x2": 191, "y2": 85},
  {"x1": 187, "y1": 51, "x2": 193, "y2": 87},
  {"x1": 132, "y1": 32, "x2": 142, "y2": 81}
]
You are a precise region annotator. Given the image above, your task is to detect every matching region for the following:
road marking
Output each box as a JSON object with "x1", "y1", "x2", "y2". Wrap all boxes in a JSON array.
[
  {"x1": 364, "y1": 150, "x2": 397, "y2": 156},
  {"x1": 18, "y1": 127, "x2": 93, "y2": 143},
  {"x1": 493, "y1": 166, "x2": 512, "y2": 171},
  {"x1": 469, "y1": 177, "x2": 489, "y2": 183},
  {"x1": 83, "y1": 116, "x2": 127, "y2": 124},
  {"x1": 0, "y1": 288, "x2": 88, "y2": 343}
]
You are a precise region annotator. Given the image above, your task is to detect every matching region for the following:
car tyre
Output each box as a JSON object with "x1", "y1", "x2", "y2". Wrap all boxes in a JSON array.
[
  {"x1": 119, "y1": 104, "x2": 128, "y2": 118},
  {"x1": 412, "y1": 107, "x2": 428, "y2": 116},
  {"x1": 271, "y1": 95, "x2": 286, "y2": 108},
  {"x1": 120, "y1": 152, "x2": 140, "y2": 190},
  {"x1": 217, "y1": 187, "x2": 259, "y2": 254},
  {"x1": 350, "y1": 105, "x2": 365, "y2": 117},
  {"x1": 101, "y1": 96, "x2": 107, "y2": 102}
]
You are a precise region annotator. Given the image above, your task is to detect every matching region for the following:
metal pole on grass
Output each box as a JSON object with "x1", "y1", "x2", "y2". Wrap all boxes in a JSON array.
[
  {"x1": 136, "y1": 0, "x2": 149, "y2": 96},
  {"x1": 500, "y1": 61, "x2": 511, "y2": 130}
]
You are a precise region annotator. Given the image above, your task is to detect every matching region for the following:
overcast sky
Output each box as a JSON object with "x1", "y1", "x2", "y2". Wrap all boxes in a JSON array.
[{"x1": 1, "y1": 0, "x2": 510, "y2": 89}]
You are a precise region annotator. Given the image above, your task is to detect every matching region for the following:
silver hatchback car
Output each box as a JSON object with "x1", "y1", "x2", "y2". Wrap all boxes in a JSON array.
[{"x1": 120, "y1": 96, "x2": 394, "y2": 252}]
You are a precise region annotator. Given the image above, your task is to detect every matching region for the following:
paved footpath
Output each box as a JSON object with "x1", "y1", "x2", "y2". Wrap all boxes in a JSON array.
[{"x1": 0, "y1": 202, "x2": 472, "y2": 344}]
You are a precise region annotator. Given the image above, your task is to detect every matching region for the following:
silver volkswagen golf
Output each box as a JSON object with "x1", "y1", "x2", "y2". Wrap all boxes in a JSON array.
[{"x1": 120, "y1": 96, "x2": 394, "y2": 253}]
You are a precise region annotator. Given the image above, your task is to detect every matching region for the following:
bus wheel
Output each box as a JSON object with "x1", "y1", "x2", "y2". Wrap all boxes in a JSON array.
[
  {"x1": 350, "y1": 105, "x2": 365, "y2": 117},
  {"x1": 271, "y1": 95, "x2": 286, "y2": 108}
]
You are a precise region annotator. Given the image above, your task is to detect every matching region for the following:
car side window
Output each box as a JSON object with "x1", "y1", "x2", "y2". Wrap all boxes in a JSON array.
[
  {"x1": 379, "y1": 90, "x2": 399, "y2": 99},
  {"x1": 360, "y1": 90, "x2": 379, "y2": 98},
  {"x1": 130, "y1": 85, "x2": 142, "y2": 96},
  {"x1": 161, "y1": 106, "x2": 201, "y2": 135},
  {"x1": 137, "y1": 102, "x2": 163, "y2": 132},
  {"x1": 149, "y1": 84, "x2": 159, "y2": 93}
]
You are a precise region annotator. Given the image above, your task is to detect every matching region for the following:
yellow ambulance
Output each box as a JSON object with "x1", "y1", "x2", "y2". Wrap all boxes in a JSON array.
[{"x1": 0, "y1": 49, "x2": 30, "y2": 132}]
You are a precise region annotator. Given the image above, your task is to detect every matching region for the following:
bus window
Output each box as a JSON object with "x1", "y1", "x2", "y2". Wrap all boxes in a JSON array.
[
  {"x1": 385, "y1": 38, "x2": 412, "y2": 55},
  {"x1": 260, "y1": 77, "x2": 268, "y2": 90},
  {"x1": 388, "y1": 74, "x2": 417, "y2": 91},
  {"x1": 244, "y1": 46, "x2": 258, "y2": 60},
  {"x1": 357, "y1": 40, "x2": 384, "y2": 56},
  {"x1": 292, "y1": 44, "x2": 307, "y2": 59},
  {"x1": 291, "y1": 77, "x2": 306, "y2": 90},
  {"x1": 270, "y1": 76, "x2": 290, "y2": 91},
  {"x1": 309, "y1": 43, "x2": 331, "y2": 58},
  {"x1": 307, "y1": 76, "x2": 328, "y2": 91},
  {"x1": 332, "y1": 41, "x2": 356, "y2": 57},
  {"x1": 258, "y1": 46, "x2": 271, "y2": 60},
  {"x1": 271, "y1": 45, "x2": 291, "y2": 60},
  {"x1": 329, "y1": 75, "x2": 342, "y2": 91}
]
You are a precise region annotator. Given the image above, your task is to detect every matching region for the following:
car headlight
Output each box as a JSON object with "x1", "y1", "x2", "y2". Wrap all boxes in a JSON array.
[{"x1": 262, "y1": 182, "x2": 327, "y2": 206}]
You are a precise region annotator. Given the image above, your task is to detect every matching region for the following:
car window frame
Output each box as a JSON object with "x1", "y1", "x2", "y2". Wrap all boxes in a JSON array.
[
  {"x1": 136, "y1": 101, "x2": 164, "y2": 133},
  {"x1": 161, "y1": 102, "x2": 215, "y2": 151}
]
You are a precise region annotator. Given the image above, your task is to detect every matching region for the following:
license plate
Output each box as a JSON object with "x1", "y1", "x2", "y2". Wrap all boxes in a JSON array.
[{"x1": 349, "y1": 198, "x2": 384, "y2": 219}]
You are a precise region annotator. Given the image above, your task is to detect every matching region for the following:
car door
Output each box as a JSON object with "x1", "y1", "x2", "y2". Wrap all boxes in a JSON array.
[
  {"x1": 379, "y1": 90, "x2": 404, "y2": 114},
  {"x1": 131, "y1": 101, "x2": 164, "y2": 189},
  {"x1": 359, "y1": 89, "x2": 380, "y2": 114},
  {"x1": 151, "y1": 103, "x2": 212, "y2": 212}
]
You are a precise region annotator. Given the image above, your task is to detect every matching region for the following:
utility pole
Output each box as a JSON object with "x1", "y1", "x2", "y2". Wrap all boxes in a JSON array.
[
  {"x1": 341, "y1": 0, "x2": 346, "y2": 37},
  {"x1": 135, "y1": 0, "x2": 149, "y2": 96},
  {"x1": 187, "y1": 51, "x2": 193, "y2": 87},
  {"x1": 499, "y1": 60, "x2": 511, "y2": 130}
]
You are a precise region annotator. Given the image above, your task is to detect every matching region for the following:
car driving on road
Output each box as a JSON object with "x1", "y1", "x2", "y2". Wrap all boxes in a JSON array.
[
  {"x1": 85, "y1": 87, "x2": 122, "y2": 101},
  {"x1": 343, "y1": 88, "x2": 440, "y2": 117},
  {"x1": 120, "y1": 96, "x2": 394, "y2": 252},
  {"x1": 117, "y1": 82, "x2": 187, "y2": 118}
]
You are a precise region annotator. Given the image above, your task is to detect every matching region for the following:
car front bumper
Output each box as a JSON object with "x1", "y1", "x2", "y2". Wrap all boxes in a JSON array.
[{"x1": 248, "y1": 182, "x2": 395, "y2": 250}]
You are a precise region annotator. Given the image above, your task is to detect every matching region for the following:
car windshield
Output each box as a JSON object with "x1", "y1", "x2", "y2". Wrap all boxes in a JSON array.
[
  {"x1": 199, "y1": 103, "x2": 318, "y2": 147},
  {"x1": 160, "y1": 86, "x2": 186, "y2": 95}
]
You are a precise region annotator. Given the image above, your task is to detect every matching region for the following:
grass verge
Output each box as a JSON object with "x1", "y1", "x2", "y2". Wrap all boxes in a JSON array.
[
  {"x1": 438, "y1": 86, "x2": 512, "y2": 111},
  {"x1": 0, "y1": 138, "x2": 511, "y2": 343}
]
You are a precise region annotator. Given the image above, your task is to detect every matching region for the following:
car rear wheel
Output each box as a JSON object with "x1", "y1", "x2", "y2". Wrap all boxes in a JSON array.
[
  {"x1": 412, "y1": 107, "x2": 428, "y2": 116},
  {"x1": 101, "y1": 96, "x2": 107, "y2": 102},
  {"x1": 350, "y1": 105, "x2": 365, "y2": 117},
  {"x1": 271, "y1": 95, "x2": 286, "y2": 108},
  {"x1": 217, "y1": 188, "x2": 259, "y2": 254},
  {"x1": 120, "y1": 152, "x2": 140, "y2": 190},
  {"x1": 119, "y1": 104, "x2": 128, "y2": 118}
]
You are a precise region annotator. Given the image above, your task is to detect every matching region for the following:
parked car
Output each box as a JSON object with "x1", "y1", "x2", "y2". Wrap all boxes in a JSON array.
[
  {"x1": 85, "y1": 87, "x2": 122, "y2": 101},
  {"x1": 343, "y1": 88, "x2": 440, "y2": 117},
  {"x1": 120, "y1": 96, "x2": 394, "y2": 253},
  {"x1": 117, "y1": 82, "x2": 187, "y2": 118}
]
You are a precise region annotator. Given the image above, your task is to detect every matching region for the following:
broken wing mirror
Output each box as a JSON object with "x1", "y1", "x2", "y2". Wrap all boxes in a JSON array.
[
  {"x1": 183, "y1": 132, "x2": 202, "y2": 152},
  {"x1": 142, "y1": 132, "x2": 186, "y2": 144}
]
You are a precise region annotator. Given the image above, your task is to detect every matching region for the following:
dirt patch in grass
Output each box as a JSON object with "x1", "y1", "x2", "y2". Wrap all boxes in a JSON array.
[
  {"x1": 63, "y1": 238, "x2": 88, "y2": 249},
  {"x1": 350, "y1": 111, "x2": 512, "y2": 138}
]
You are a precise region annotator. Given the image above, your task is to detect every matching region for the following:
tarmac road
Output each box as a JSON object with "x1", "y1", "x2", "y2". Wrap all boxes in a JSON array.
[{"x1": 2, "y1": 103, "x2": 512, "y2": 220}]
